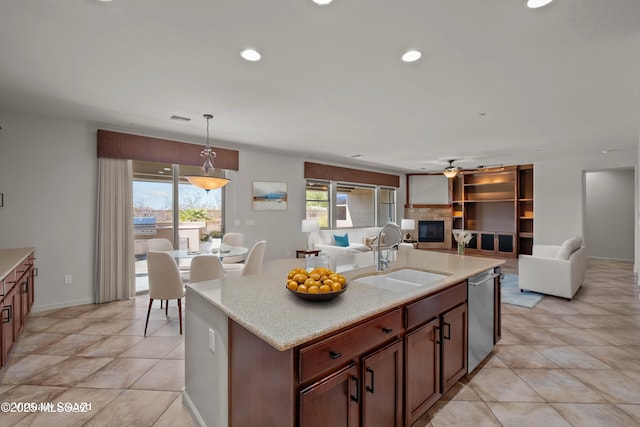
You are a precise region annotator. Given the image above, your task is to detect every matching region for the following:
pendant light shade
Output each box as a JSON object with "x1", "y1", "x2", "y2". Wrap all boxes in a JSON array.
[{"x1": 185, "y1": 114, "x2": 231, "y2": 191}]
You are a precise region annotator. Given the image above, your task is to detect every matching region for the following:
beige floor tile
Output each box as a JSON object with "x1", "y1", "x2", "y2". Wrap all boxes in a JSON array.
[
  {"x1": 76, "y1": 358, "x2": 158, "y2": 389},
  {"x1": 486, "y1": 402, "x2": 572, "y2": 427},
  {"x1": 425, "y1": 400, "x2": 501, "y2": 427},
  {"x1": 84, "y1": 389, "x2": 179, "y2": 427},
  {"x1": 130, "y1": 359, "x2": 184, "y2": 392},
  {"x1": 578, "y1": 345, "x2": 640, "y2": 370},
  {"x1": 493, "y1": 345, "x2": 559, "y2": 369},
  {"x1": 42, "y1": 317, "x2": 102, "y2": 334},
  {"x1": 36, "y1": 334, "x2": 107, "y2": 356},
  {"x1": 545, "y1": 327, "x2": 615, "y2": 346},
  {"x1": 469, "y1": 368, "x2": 544, "y2": 403},
  {"x1": 164, "y1": 342, "x2": 185, "y2": 360},
  {"x1": 568, "y1": 369, "x2": 640, "y2": 404},
  {"x1": 531, "y1": 346, "x2": 612, "y2": 369},
  {"x1": 617, "y1": 404, "x2": 640, "y2": 424},
  {"x1": 551, "y1": 403, "x2": 640, "y2": 427},
  {"x1": 26, "y1": 356, "x2": 113, "y2": 387},
  {"x1": 0, "y1": 385, "x2": 68, "y2": 426},
  {"x1": 153, "y1": 394, "x2": 196, "y2": 427},
  {"x1": 78, "y1": 335, "x2": 145, "y2": 357},
  {"x1": 79, "y1": 319, "x2": 139, "y2": 335},
  {"x1": 11, "y1": 332, "x2": 67, "y2": 354},
  {"x1": 513, "y1": 368, "x2": 607, "y2": 403},
  {"x1": 119, "y1": 336, "x2": 183, "y2": 359},
  {"x1": 114, "y1": 319, "x2": 169, "y2": 337},
  {"x1": 14, "y1": 387, "x2": 122, "y2": 427},
  {"x1": 0, "y1": 354, "x2": 70, "y2": 384}
]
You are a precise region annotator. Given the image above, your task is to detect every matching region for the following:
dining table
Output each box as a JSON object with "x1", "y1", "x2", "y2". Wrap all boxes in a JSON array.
[{"x1": 170, "y1": 246, "x2": 249, "y2": 265}]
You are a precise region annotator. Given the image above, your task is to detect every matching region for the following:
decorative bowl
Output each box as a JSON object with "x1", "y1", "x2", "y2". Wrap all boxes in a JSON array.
[{"x1": 286, "y1": 283, "x2": 348, "y2": 301}]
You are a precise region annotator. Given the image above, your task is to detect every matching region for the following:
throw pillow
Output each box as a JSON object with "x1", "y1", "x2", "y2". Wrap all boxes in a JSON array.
[
  {"x1": 557, "y1": 236, "x2": 581, "y2": 260},
  {"x1": 334, "y1": 233, "x2": 350, "y2": 247}
]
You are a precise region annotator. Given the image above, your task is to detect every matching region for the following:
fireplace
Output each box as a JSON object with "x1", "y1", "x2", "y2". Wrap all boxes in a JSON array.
[{"x1": 418, "y1": 220, "x2": 445, "y2": 243}]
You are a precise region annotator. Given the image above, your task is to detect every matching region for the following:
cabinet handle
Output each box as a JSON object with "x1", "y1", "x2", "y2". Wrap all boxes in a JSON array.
[
  {"x1": 382, "y1": 327, "x2": 393, "y2": 334},
  {"x1": 434, "y1": 325, "x2": 441, "y2": 344},
  {"x1": 365, "y1": 367, "x2": 375, "y2": 393},
  {"x1": 350, "y1": 375, "x2": 360, "y2": 403},
  {"x1": 34, "y1": 268, "x2": 38, "y2": 277},
  {"x1": 329, "y1": 351, "x2": 342, "y2": 360},
  {"x1": 22, "y1": 280, "x2": 29, "y2": 294},
  {"x1": 1, "y1": 306, "x2": 12, "y2": 323},
  {"x1": 443, "y1": 322, "x2": 451, "y2": 340}
]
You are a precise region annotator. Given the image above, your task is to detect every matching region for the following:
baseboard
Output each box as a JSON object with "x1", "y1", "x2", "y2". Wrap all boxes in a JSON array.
[
  {"x1": 586, "y1": 256, "x2": 633, "y2": 263},
  {"x1": 31, "y1": 297, "x2": 95, "y2": 313},
  {"x1": 182, "y1": 391, "x2": 206, "y2": 427}
]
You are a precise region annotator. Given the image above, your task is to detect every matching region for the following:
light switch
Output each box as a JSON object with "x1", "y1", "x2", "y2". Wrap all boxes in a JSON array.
[{"x1": 208, "y1": 328, "x2": 215, "y2": 353}]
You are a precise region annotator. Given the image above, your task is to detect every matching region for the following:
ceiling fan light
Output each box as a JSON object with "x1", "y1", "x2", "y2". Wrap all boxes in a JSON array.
[{"x1": 443, "y1": 168, "x2": 458, "y2": 178}]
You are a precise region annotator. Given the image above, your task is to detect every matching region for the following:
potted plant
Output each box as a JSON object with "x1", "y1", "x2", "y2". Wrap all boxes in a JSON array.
[{"x1": 200, "y1": 231, "x2": 222, "y2": 253}]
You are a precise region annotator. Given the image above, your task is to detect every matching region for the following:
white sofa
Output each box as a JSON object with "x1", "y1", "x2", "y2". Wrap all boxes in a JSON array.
[
  {"x1": 518, "y1": 236, "x2": 586, "y2": 300},
  {"x1": 312, "y1": 227, "x2": 381, "y2": 259}
]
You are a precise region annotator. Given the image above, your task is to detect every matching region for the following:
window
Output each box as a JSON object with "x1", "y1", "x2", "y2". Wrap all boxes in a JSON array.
[
  {"x1": 305, "y1": 180, "x2": 396, "y2": 229},
  {"x1": 305, "y1": 180, "x2": 329, "y2": 228}
]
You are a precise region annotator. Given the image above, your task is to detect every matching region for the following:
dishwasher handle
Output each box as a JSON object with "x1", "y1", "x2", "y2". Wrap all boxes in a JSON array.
[{"x1": 468, "y1": 272, "x2": 501, "y2": 287}]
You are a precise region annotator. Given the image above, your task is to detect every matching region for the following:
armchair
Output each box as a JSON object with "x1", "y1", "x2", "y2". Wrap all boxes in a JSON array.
[{"x1": 518, "y1": 236, "x2": 586, "y2": 300}]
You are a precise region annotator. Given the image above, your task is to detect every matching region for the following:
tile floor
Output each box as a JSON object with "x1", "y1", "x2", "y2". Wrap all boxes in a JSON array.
[{"x1": 0, "y1": 258, "x2": 638, "y2": 426}]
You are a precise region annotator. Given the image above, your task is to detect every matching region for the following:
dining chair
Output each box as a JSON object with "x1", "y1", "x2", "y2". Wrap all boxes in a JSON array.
[
  {"x1": 145, "y1": 251, "x2": 185, "y2": 336},
  {"x1": 148, "y1": 238, "x2": 173, "y2": 251},
  {"x1": 221, "y1": 232, "x2": 245, "y2": 264},
  {"x1": 223, "y1": 240, "x2": 267, "y2": 277},
  {"x1": 189, "y1": 254, "x2": 225, "y2": 283}
]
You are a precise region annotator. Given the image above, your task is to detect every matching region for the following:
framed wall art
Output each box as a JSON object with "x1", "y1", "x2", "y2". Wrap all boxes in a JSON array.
[{"x1": 252, "y1": 181, "x2": 288, "y2": 211}]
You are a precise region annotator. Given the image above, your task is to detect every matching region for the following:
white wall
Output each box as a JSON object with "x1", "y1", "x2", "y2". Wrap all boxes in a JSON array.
[
  {"x1": 0, "y1": 109, "x2": 405, "y2": 310},
  {"x1": 584, "y1": 169, "x2": 634, "y2": 261},
  {"x1": 0, "y1": 110, "x2": 97, "y2": 310},
  {"x1": 535, "y1": 149, "x2": 637, "y2": 253}
]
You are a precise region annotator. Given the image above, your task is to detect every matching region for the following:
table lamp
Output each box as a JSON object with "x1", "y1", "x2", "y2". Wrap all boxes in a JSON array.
[
  {"x1": 301, "y1": 219, "x2": 320, "y2": 250},
  {"x1": 400, "y1": 219, "x2": 415, "y2": 240}
]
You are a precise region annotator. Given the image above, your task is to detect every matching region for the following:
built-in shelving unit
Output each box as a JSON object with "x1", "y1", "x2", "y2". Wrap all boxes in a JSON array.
[{"x1": 450, "y1": 165, "x2": 533, "y2": 257}]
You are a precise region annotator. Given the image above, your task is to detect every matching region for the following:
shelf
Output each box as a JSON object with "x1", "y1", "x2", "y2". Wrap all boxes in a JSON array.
[
  {"x1": 463, "y1": 199, "x2": 516, "y2": 203},
  {"x1": 519, "y1": 232, "x2": 533, "y2": 238},
  {"x1": 518, "y1": 198, "x2": 533, "y2": 202},
  {"x1": 519, "y1": 216, "x2": 534, "y2": 220},
  {"x1": 464, "y1": 181, "x2": 515, "y2": 187}
]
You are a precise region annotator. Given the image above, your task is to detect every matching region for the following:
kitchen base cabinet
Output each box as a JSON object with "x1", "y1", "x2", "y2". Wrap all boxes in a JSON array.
[
  {"x1": 362, "y1": 340, "x2": 403, "y2": 427},
  {"x1": 441, "y1": 303, "x2": 468, "y2": 393},
  {"x1": 405, "y1": 317, "x2": 440, "y2": 426},
  {"x1": 300, "y1": 363, "x2": 360, "y2": 427},
  {"x1": 0, "y1": 249, "x2": 35, "y2": 369}
]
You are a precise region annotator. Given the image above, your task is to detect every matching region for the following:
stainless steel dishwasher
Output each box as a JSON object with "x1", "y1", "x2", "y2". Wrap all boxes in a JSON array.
[{"x1": 467, "y1": 270, "x2": 500, "y2": 373}]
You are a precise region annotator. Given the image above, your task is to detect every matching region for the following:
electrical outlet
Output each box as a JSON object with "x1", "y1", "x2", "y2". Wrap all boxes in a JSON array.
[{"x1": 64, "y1": 274, "x2": 72, "y2": 285}]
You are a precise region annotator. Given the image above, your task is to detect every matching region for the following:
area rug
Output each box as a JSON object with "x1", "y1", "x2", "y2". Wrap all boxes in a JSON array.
[{"x1": 501, "y1": 274, "x2": 543, "y2": 308}]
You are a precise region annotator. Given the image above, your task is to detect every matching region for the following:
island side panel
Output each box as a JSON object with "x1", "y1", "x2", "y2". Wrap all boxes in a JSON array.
[
  {"x1": 184, "y1": 289, "x2": 229, "y2": 427},
  {"x1": 229, "y1": 320, "x2": 295, "y2": 427}
]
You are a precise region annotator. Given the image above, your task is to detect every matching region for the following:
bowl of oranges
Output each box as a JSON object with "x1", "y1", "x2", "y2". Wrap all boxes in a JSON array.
[{"x1": 285, "y1": 267, "x2": 348, "y2": 301}]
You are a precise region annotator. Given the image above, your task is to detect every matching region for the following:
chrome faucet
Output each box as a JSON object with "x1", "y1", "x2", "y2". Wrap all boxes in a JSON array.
[{"x1": 376, "y1": 223, "x2": 402, "y2": 271}]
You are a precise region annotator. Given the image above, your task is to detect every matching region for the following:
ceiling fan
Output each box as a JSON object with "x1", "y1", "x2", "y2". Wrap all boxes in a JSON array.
[{"x1": 443, "y1": 159, "x2": 463, "y2": 178}]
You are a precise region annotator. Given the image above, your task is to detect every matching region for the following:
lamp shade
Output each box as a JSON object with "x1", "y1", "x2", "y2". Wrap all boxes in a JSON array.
[
  {"x1": 400, "y1": 219, "x2": 415, "y2": 231},
  {"x1": 185, "y1": 176, "x2": 230, "y2": 191},
  {"x1": 443, "y1": 168, "x2": 458, "y2": 178},
  {"x1": 301, "y1": 219, "x2": 320, "y2": 233}
]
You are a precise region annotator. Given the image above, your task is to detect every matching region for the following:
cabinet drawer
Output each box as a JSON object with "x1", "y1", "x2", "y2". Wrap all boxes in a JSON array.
[
  {"x1": 406, "y1": 282, "x2": 467, "y2": 330},
  {"x1": 299, "y1": 309, "x2": 402, "y2": 384}
]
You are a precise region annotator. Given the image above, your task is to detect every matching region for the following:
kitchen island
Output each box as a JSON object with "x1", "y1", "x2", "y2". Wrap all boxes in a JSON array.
[{"x1": 184, "y1": 249, "x2": 503, "y2": 427}]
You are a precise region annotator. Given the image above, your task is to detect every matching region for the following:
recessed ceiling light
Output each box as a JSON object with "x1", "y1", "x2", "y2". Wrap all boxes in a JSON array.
[
  {"x1": 401, "y1": 50, "x2": 422, "y2": 63},
  {"x1": 313, "y1": 0, "x2": 333, "y2": 5},
  {"x1": 527, "y1": 0, "x2": 553, "y2": 8},
  {"x1": 240, "y1": 49, "x2": 261, "y2": 62}
]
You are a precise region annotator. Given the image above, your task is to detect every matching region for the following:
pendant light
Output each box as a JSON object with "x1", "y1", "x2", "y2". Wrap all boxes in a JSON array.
[{"x1": 185, "y1": 114, "x2": 231, "y2": 191}]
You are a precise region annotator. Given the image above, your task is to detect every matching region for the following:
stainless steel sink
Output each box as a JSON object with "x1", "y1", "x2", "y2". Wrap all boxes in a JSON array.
[{"x1": 354, "y1": 269, "x2": 447, "y2": 292}]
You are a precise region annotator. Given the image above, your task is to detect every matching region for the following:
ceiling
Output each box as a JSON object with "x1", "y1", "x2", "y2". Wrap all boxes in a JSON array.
[{"x1": 0, "y1": 0, "x2": 639, "y2": 174}]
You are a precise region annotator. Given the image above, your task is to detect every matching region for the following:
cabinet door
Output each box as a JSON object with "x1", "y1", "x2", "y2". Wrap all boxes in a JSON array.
[
  {"x1": 300, "y1": 363, "x2": 359, "y2": 427},
  {"x1": 441, "y1": 303, "x2": 468, "y2": 393},
  {"x1": 362, "y1": 340, "x2": 403, "y2": 427},
  {"x1": 1, "y1": 292, "x2": 16, "y2": 366},
  {"x1": 404, "y1": 318, "x2": 440, "y2": 426}
]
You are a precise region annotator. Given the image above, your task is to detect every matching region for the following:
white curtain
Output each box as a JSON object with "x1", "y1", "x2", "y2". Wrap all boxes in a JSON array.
[{"x1": 95, "y1": 158, "x2": 135, "y2": 303}]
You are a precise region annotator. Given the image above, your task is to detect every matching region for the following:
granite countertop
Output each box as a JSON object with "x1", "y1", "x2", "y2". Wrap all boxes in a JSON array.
[
  {"x1": 0, "y1": 247, "x2": 35, "y2": 280},
  {"x1": 186, "y1": 250, "x2": 504, "y2": 351}
]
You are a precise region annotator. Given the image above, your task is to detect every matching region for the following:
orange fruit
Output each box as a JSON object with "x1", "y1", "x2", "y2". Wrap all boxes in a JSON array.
[
  {"x1": 296, "y1": 284, "x2": 308, "y2": 293},
  {"x1": 308, "y1": 285, "x2": 320, "y2": 294},
  {"x1": 310, "y1": 273, "x2": 321, "y2": 281},
  {"x1": 287, "y1": 281, "x2": 298, "y2": 291},
  {"x1": 319, "y1": 284, "x2": 331, "y2": 293},
  {"x1": 331, "y1": 282, "x2": 342, "y2": 292},
  {"x1": 292, "y1": 273, "x2": 308, "y2": 284},
  {"x1": 304, "y1": 278, "x2": 315, "y2": 287},
  {"x1": 323, "y1": 279, "x2": 334, "y2": 287}
]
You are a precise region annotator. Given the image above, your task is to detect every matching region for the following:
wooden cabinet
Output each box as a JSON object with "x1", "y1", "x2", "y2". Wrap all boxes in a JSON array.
[
  {"x1": 361, "y1": 340, "x2": 403, "y2": 427},
  {"x1": 451, "y1": 165, "x2": 533, "y2": 257},
  {"x1": 0, "y1": 250, "x2": 35, "y2": 369},
  {"x1": 404, "y1": 282, "x2": 467, "y2": 425}
]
